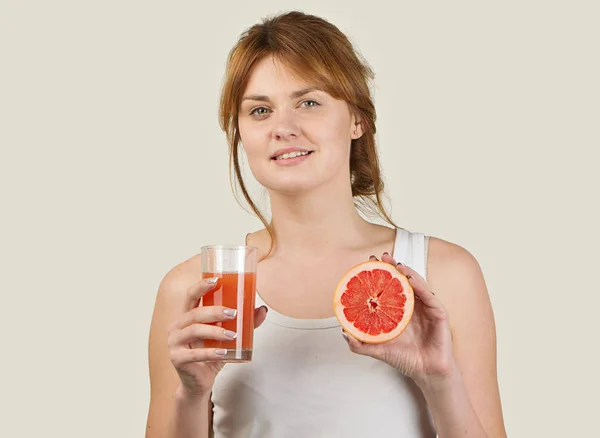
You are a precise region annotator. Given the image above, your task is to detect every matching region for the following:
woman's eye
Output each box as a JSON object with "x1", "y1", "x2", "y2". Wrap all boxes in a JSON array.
[
  {"x1": 249, "y1": 107, "x2": 269, "y2": 116},
  {"x1": 300, "y1": 100, "x2": 320, "y2": 108}
]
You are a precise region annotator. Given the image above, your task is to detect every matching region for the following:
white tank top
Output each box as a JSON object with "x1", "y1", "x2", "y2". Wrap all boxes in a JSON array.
[{"x1": 211, "y1": 227, "x2": 436, "y2": 437}]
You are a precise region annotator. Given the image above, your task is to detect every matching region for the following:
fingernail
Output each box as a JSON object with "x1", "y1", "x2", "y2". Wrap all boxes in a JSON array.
[
  {"x1": 397, "y1": 262, "x2": 404, "y2": 266},
  {"x1": 223, "y1": 308, "x2": 237, "y2": 317},
  {"x1": 215, "y1": 349, "x2": 227, "y2": 355},
  {"x1": 383, "y1": 252, "x2": 389, "y2": 256},
  {"x1": 206, "y1": 277, "x2": 218, "y2": 285},
  {"x1": 224, "y1": 329, "x2": 238, "y2": 339}
]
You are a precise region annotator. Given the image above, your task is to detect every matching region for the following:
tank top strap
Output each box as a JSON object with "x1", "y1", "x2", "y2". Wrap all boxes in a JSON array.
[
  {"x1": 393, "y1": 227, "x2": 429, "y2": 281},
  {"x1": 393, "y1": 227, "x2": 410, "y2": 264},
  {"x1": 410, "y1": 231, "x2": 428, "y2": 280}
]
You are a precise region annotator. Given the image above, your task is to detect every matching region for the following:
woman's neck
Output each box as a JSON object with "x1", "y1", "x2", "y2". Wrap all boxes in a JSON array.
[{"x1": 267, "y1": 184, "x2": 379, "y2": 257}]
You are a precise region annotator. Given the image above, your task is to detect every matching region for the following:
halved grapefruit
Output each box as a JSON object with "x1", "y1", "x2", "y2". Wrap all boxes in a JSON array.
[{"x1": 333, "y1": 261, "x2": 414, "y2": 344}]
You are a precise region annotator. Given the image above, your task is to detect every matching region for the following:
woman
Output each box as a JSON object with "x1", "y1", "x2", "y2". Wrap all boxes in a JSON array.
[{"x1": 146, "y1": 11, "x2": 507, "y2": 438}]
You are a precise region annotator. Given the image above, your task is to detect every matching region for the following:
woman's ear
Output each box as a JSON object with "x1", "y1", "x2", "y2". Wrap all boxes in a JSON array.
[
  {"x1": 352, "y1": 120, "x2": 363, "y2": 139},
  {"x1": 351, "y1": 112, "x2": 363, "y2": 139}
]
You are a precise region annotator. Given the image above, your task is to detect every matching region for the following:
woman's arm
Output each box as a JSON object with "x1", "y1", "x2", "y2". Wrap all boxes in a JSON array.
[
  {"x1": 160, "y1": 387, "x2": 212, "y2": 438},
  {"x1": 146, "y1": 260, "x2": 214, "y2": 438},
  {"x1": 424, "y1": 237, "x2": 507, "y2": 438},
  {"x1": 418, "y1": 367, "x2": 489, "y2": 437}
]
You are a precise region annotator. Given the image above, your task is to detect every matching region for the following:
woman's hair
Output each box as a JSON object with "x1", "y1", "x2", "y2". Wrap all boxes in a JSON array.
[{"x1": 219, "y1": 11, "x2": 397, "y2": 257}]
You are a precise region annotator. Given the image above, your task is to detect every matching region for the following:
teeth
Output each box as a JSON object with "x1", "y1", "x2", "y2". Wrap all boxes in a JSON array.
[{"x1": 275, "y1": 151, "x2": 310, "y2": 160}]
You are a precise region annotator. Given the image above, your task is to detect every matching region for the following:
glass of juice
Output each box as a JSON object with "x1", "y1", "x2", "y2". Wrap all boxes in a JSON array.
[{"x1": 200, "y1": 245, "x2": 258, "y2": 362}]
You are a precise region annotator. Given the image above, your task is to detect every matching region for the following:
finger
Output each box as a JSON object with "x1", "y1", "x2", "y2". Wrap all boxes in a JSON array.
[
  {"x1": 183, "y1": 278, "x2": 219, "y2": 313},
  {"x1": 381, "y1": 252, "x2": 398, "y2": 266},
  {"x1": 254, "y1": 306, "x2": 268, "y2": 329},
  {"x1": 395, "y1": 263, "x2": 440, "y2": 308},
  {"x1": 369, "y1": 255, "x2": 379, "y2": 261},
  {"x1": 171, "y1": 346, "x2": 228, "y2": 367},
  {"x1": 175, "y1": 305, "x2": 237, "y2": 330},
  {"x1": 342, "y1": 329, "x2": 384, "y2": 359},
  {"x1": 170, "y1": 323, "x2": 237, "y2": 348}
]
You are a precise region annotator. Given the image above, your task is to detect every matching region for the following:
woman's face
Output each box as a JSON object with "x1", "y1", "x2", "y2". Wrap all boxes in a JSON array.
[{"x1": 238, "y1": 56, "x2": 361, "y2": 195}]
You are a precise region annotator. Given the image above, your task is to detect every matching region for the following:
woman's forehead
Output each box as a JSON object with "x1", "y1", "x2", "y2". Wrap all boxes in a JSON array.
[{"x1": 244, "y1": 57, "x2": 314, "y2": 93}]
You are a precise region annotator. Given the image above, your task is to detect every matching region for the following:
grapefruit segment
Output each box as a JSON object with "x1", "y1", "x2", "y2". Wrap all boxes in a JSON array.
[{"x1": 333, "y1": 261, "x2": 414, "y2": 344}]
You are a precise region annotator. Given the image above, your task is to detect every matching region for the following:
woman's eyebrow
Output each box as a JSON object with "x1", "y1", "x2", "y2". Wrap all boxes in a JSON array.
[{"x1": 241, "y1": 87, "x2": 321, "y2": 103}]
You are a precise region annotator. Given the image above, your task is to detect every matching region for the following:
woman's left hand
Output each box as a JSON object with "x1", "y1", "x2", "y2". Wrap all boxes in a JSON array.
[{"x1": 343, "y1": 253, "x2": 458, "y2": 387}]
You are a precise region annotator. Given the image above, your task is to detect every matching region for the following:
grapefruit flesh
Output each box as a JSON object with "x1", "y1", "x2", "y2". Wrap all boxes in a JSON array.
[{"x1": 333, "y1": 261, "x2": 414, "y2": 344}]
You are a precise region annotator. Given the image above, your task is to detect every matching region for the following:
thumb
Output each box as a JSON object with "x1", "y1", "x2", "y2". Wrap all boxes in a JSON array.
[{"x1": 253, "y1": 305, "x2": 268, "y2": 329}]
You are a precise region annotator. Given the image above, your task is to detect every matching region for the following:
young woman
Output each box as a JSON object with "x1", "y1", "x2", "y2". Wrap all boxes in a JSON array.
[{"x1": 146, "y1": 11, "x2": 507, "y2": 438}]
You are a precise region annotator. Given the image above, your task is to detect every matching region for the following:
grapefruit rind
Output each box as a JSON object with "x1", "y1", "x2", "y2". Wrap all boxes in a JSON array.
[{"x1": 333, "y1": 261, "x2": 414, "y2": 344}]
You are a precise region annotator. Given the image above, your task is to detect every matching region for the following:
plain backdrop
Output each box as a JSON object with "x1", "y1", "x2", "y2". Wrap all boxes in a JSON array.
[{"x1": 1, "y1": 1, "x2": 598, "y2": 437}]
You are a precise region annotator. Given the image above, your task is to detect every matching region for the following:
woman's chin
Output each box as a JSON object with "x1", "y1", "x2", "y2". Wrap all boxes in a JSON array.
[{"x1": 262, "y1": 178, "x2": 321, "y2": 196}]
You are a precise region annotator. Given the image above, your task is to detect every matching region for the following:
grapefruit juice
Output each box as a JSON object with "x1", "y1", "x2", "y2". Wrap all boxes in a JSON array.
[{"x1": 201, "y1": 271, "x2": 257, "y2": 362}]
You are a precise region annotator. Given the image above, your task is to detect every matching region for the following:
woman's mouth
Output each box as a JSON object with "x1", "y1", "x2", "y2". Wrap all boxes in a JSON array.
[
  {"x1": 272, "y1": 150, "x2": 313, "y2": 160},
  {"x1": 271, "y1": 150, "x2": 314, "y2": 166}
]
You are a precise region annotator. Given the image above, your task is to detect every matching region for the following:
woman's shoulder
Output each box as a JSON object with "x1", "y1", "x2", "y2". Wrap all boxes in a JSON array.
[
  {"x1": 158, "y1": 253, "x2": 204, "y2": 299},
  {"x1": 426, "y1": 235, "x2": 482, "y2": 280},
  {"x1": 425, "y1": 234, "x2": 491, "y2": 326}
]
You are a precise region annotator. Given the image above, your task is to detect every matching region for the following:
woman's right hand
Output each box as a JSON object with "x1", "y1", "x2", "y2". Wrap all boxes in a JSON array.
[{"x1": 167, "y1": 278, "x2": 268, "y2": 397}]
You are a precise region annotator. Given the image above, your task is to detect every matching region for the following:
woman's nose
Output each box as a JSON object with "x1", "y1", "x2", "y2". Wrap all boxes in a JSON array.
[{"x1": 271, "y1": 110, "x2": 300, "y2": 140}]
